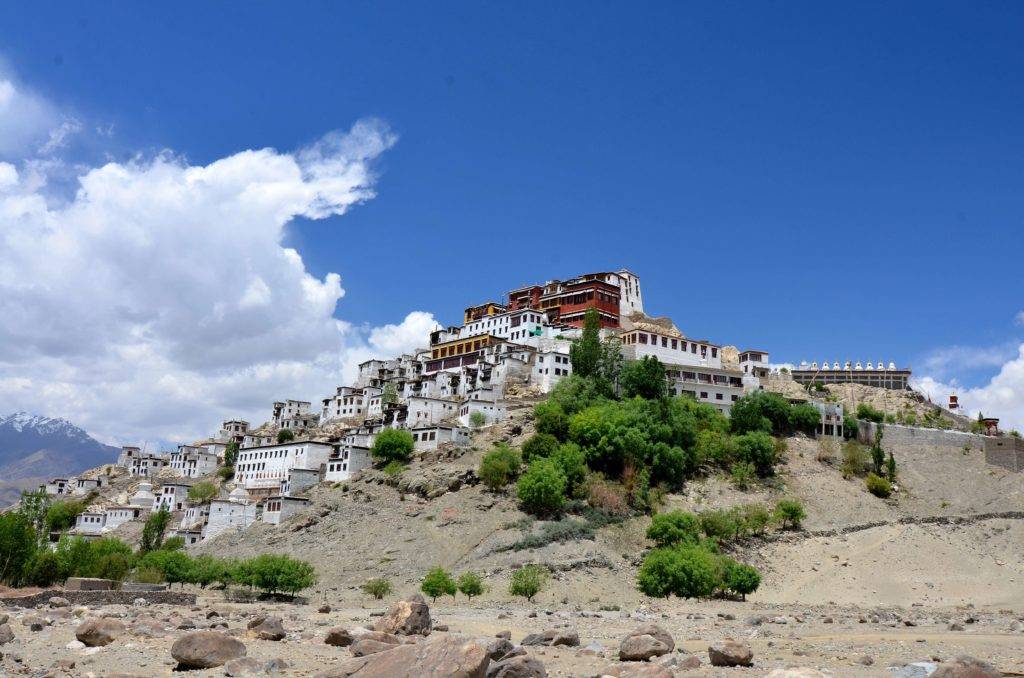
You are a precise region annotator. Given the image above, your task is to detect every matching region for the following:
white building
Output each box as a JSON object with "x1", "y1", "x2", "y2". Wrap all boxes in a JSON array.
[
  {"x1": 406, "y1": 396, "x2": 460, "y2": 427},
  {"x1": 410, "y1": 425, "x2": 471, "y2": 450},
  {"x1": 154, "y1": 482, "x2": 192, "y2": 512},
  {"x1": 41, "y1": 478, "x2": 70, "y2": 496},
  {"x1": 242, "y1": 432, "x2": 275, "y2": 449},
  {"x1": 234, "y1": 440, "x2": 334, "y2": 494},
  {"x1": 321, "y1": 386, "x2": 380, "y2": 421},
  {"x1": 104, "y1": 505, "x2": 144, "y2": 531},
  {"x1": 218, "y1": 419, "x2": 249, "y2": 442},
  {"x1": 323, "y1": 444, "x2": 372, "y2": 483},
  {"x1": 272, "y1": 400, "x2": 319, "y2": 430},
  {"x1": 169, "y1": 445, "x2": 219, "y2": 478},
  {"x1": 74, "y1": 511, "x2": 107, "y2": 536},
  {"x1": 203, "y1": 488, "x2": 258, "y2": 541},
  {"x1": 738, "y1": 350, "x2": 770, "y2": 379},
  {"x1": 262, "y1": 495, "x2": 310, "y2": 525},
  {"x1": 129, "y1": 453, "x2": 169, "y2": 477},
  {"x1": 130, "y1": 481, "x2": 157, "y2": 508},
  {"x1": 116, "y1": 446, "x2": 142, "y2": 467},
  {"x1": 458, "y1": 398, "x2": 507, "y2": 427},
  {"x1": 280, "y1": 468, "x2": 320, "y2": 496}
]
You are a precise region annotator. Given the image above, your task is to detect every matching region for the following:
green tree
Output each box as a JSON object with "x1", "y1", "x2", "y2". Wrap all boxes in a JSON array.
[
  {"x1": 866, "y1": 473, "x2": 893, "y2": 498},
  {"x1": 730, "y1": 391, "x2": 793, "y2": 435},
  {"x1": 188, "y1": 481, "x2": 218, "y2": 503},
  {"x1": 646, "y1": 510, "x2": 701, "y2": 548},
  {"x1": 381, "y1": 382, "x2": 399, "y2": 407},
  {"x1": 27, "y1": 551, "x2": 62, "y2": 586},
  {"x1": 547, "y1": 374, "x2": 611, "y2": 416},
  {"x1": 855, "y1": 403, "x2": 885, "y2": 423},
  {"x1": 362, "y1": 577, "x2": 392, "y2": 599},
  {"x1": 741, "y1": 503, "x2": 773, "y2": 535},
  {"x1": 521, "y1": 433, "x2": 560, "y2": 463},
  {"x1": 597, "y1": 336, "x2": 624, "y2": 391},
  {"x1": 774, "y1": 499, "x2": 805, "y2": 529},
  {"x1": 843, "y1": 413, "x2": 859, "y2": 439},
  {"x1": 189, "y1": 555, "x2": 227, "y2": 588},
  {"x1": 139, "y1": 508, "x2": 171, "y2": 553},
  {"x1": 508, "y1": 564, "x2": 547, "y2": 602},
  {"x1": 636, "y1": 546, "x2": 721, "y2": 599},
  {"x1": 886, "y1": 450, "x2": 897, "y2": 482},
  {"x1": 371, "y1": 428, "x2": 414, "y2": 465},
  {"x1": 247, "y1": 553, "x2": 317, "y2": 596},
  {"x1": 44, "y1": 500, "x2": 85, "y2": 533},
  {"x1": 723, "y1": 559, "x2": 761, "y2": 601},
  {"x1": 139, "y1": 549, "x2": 193, "y2": 588},
  {"x1": 734, "y1": 431, "x2": 777, "y2": 476},
  {"x1": 420, "y1": 566, "x2": 457, "y2": 602},
  {"x1": 569, "y1": 308, "x2": 603, "y2": 379},
  {"x1": 870, "y1": 427, "x2": 885, "y2": 475},
  {"x1": 695, "y1": 429, "x2": 737, "y2": 467},
  {"x1": 698, "y1": 509, "x2": 738, "y2": 544},
  {"x1": 730, "y1": 461, "x2": 755, "y2": 490},
  {"x1": 478, "y1": 443, "x2": 521, "y2": 491},
  {"x1": 516, "y1": 458, "x2": 567, "y2": 516},
  {"x1": 223, "y1": 441, "x2": 239, "y2": 467},
  {"x1": 277, "y1": 428, "x2": 295, "y2": 443},
  {"x1": 550, "y1": 443, "x2": 587, "y2": 498},
  {"x1": 0, "y1": 512, "x2": 39, "y2": 585},
  {"x1": 789, "y1": 403, "x2": 821, "y2": 436},
  {"x1": 457, "y1": 572, "x2": 484, "y2": 600},
  {"x1": 620, "y1": 356, "x2": 668, "y2": 400},
  {"x1": 533, "y1": 401, "x2": 569, "y2": 441}
]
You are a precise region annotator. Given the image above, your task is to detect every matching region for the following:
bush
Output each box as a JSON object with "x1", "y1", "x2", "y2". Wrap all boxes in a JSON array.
[
  {"x1": 277, "y1": 428, "x2": 295, "y2": 443},
  {"x1": 534, "y1": 401, "x2": 569, "y2": 440},
  {"x1": 509, "y1": 564, "x2": 547, "y2": 602},
  {"x1": 421, "y1": 566, "x2": 457, "y2": 601},
  {"x1": 139, "y1": 549, "x2": 193, "y2": 587},
  {"x1": 843, "y1": 413, "x2": 859, "y2": 439},
  {"x1": 620, "y1": 356, "x2": 668, "y2": 400},
  {"x1": 586, "y1": 475, "x2": 629, "y2": 515},
  {"x1": 162, "y1": 535, "x2": 186, "y2": 551},
  {"x1": 371, "y1": 428, "x2": 414, "y2": 465},
  {"x1": 383, "y1": 460, "x2": 405, "y2": 476},
  {"x1": 816, "y1": 438, "x2": 838, "y2": 464},
  {"x1": 695, "y1": 429, "x2": 737, "y2": 467},
  {"x1": 774, "y1": 499, "x2": 805, "y2": 529},
  {"x1": 741, "y1": 503, "x2": 773, "y2": 535},
  {"x1": 188, "y1": 481, "x2": 218, "y2": 502},
  {"x1": 856, "y1": 403, "x2": 885, "y2": 423},
  {"x1": 866, "y1": 473, "x2": 893, "y2": 498},
  {"x1": 132, "y1": 566, "x2": 165, "y2": 584},
  {"x1": 217, "y1": 466, "x2": 235, "y2": 481},
  {"x1": 789, "y1": 403, "x2": 821, "y2": 436},
  {"x1": 734, "y1": 431, "x2": 777, "y2": 476},
  {"x1": 723, "y1": 559, "x2": 761, "y2": 600},
  {"x1": 478, "y1": 444, "x2": 521, "y2": 491},
  {"x1": 456, "y1": 572, "x2": 484, "y2": 600},
  {"x1": 550, "y1": 443, "x2": 587, "y2": 498},
  {"x1": 516, "y1": 458, "x2": 567, "y2": 516},
  {"x1": 521, "y1": 433, "x2": 560, "y2": 463},
  {"x1": 730, "y1": 391, "x2": 792, "y2": 435},
  {"x1": 507, "y1": 517, "x2": 594, "y2": 551},
  {"x1": 469, "y1": 411, "x2": 487, "y2": 428},
  {"x1": 247, "y1": 553, "x2": 316, "y2": 596},
  {"x1": 698, "y1": 509, "x2": 737, "y2": 543},
  {"x1": 636, "y1": 546, "x2": 721, "y2": 599},
  {"x1": 647, "y1": 510, "x2": 701, "y2": 547},
  {"x1": 730, "y1": 461, "x2": 755, "y2": 490},
  {"x1": 362, "y1": 577, "x2": 392, "y2": 599},
  {"x1": 44, "y1": 500, "x2": 85, "y2": 533},
  {"x1": 841, "y1": 441, "x2": 870, "y2": 478},
  {"x1": 27, "y1": 551, "x2": 62, "y2": 587}
]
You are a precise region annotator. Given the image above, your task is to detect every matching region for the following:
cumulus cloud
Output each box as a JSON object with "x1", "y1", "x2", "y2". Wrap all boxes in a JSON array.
[
  {"x1": 0, "y1": 117, "x2": 439, "y2": 445},
  {"x1": 0, "y1": 71, "x2": 62, "y2": 157},
  {"x1": 914, "y1": 343, "x2": 1024, "y2": 432}
]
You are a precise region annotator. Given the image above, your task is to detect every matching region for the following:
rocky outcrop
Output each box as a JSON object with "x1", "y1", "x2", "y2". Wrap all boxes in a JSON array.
[
  {"x1": 170, "y1": 631, "x2": 247, "y2": 669},
  {"x1": 75, "y1": 618, "x2": 125, "y2": 647},
  {"x1": 373, "y1": 594, "x2": 432, "y2": 636},
  {"x1": 708, "y1": 639, "x2": 753, "y2": 667},
  {"x1": 316, "y1": 635, "x2": 489, "y2": 678}
]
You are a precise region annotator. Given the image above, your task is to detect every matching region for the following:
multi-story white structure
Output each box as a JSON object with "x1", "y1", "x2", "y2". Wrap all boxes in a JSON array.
[
  {"x1": 323, "y1": 444, "x2": 372, "y2": 483},
  {"x1": 104, "y1": 505, "x2": 145, "y2": 531},
  {"x1": 738, "y1": 350, "x2": 770, "y2": 379},
  {"x1": 406, "y1": 396, "x2": 460, "y2": 427},
  {"x1": 280, "y1": 468, "x2": 320, "y2": 496},
  {"x1": 154, "y1": 482, "x2": 192, "y2": 512},
  {"x1": 234, "y1": 440, "x2": 334, "y2": 495},
  {"x1": 458, "y1": 398, "x2": 507, "y2": 427},
  {"x1": 41, "y1": 478, "x2": 70, "y2": 496},
  {"x1": 410, "y1": 425, "x2": 471, "y2": 451},
  {"x1": 242, "y1": 432, "x2": 275, "y2": 449},
  {"x1": 169, "y1": 445, "x2": 219, "y2": 478},
  {"x1": 262, "y1": 495, "x2": 310, "y2": 525},
  {"x1": 129, "y1": 453, "x2": 169, "y2": 477},
  {"x1": 116, "y1": 446, "x2": 142, "y2": 467},
  {"x1": 203, "y1": 486, "x2": 257, "y2": 540},
  {"x1": 321, "y1": 386, "x2": 380, "y2": 421},
  {"x1": 218, "y1": 419, "x2": 249, "y2": 443},
  {"x1": 74, "y1": 511, "x2": 107, "y2": 536},
  {"x1": 272, "y1": 400, "x2": 319, "y2": 430}
]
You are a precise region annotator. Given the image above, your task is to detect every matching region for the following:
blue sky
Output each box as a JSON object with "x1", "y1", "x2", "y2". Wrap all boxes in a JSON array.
[{"x1": 1, "y1": 2, "x2": 1023, "y2": 439}]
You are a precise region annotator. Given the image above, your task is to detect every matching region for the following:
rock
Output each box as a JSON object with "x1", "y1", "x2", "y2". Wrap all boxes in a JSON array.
[
  {"x1": 53, "y1": 658, "x2": 76, "y2": 670},
  {"x1": 351, "y1": 638, "x2": 401, "y2": 657},
  {"x1": 485, "y1": 654, "x2": 547, "y2": 678},
  {"x1": 23, "y1": 615, "x2": 49, "y2": 631},
  {"x1": 0, "y1": 613, "x2": 7, "y2": 624},
  {"x1": 949, "y1": 622, "x2": 965, "y2": 631},
  {"x1": 496, "y1": 630, "x2": 512, "y2": 639},
  {"x1": 619, "y1": 635, "x2": 671, "y2": 662},
  {"x1": 434, "y1": 624, "x2": 449, "y2": 632},
  {"x1": 671, "y1": 654, "x2": 702, "y2": 669},
  {"x1": 373, "y1": 594, "x2": 432, "y2": 636},
  {"x1": 225, "y1": 657, "x2": 264, "y2": 676},
  {"x1": 76, "y1": 618, "x2": 125, "y2": 647},
  {"x1": 600, "y1": 664, "x2": 674, "y2": 678},
  {"x1": 893, "y1": 663, "x2": 939, "y2": 678},
  {"x1": 578, "y1": 640, "x2": 604, "y2": 656},
  {"x1": 65, "y1": 640, "x2": 86, "y2": 650},
  {"x1": 315, "y1": 634, "x2": 489, "y2": 678},
  {"x1": 764, "y1": 670, "x2": 828, "y2": 678},
  {"x1": 170, "y1": 631, "x2": 247, "y2": 669},
  {"x1": 324, "y1": 627, "x2": 355, "y2": 647},
  {"x1": 854, "y1": 655, "x2": 875, "y2": 666},
  {"x1": 708, "y1": 639, "x2": 754, "y2": 667},
  {"x1": 129, "y1": 618, "x2": 167, "y2": 638},
  {"x1": 520, "y1": 628, "x2": 579, "y2": 647},
  {"x1": 931, "y1": 655, "x2": 1002, "y2": 677},
  {"x1": 48, "y1": 596, "x2": 70, "y2": 608},
  {"x1": 247, "y1": 615, "x2": 286, "y2": 641},
  {"x1": 0, "y1": 623, "x2": 14, "y2": 645},
  {"x1": 486, "y1": 637, "x2": 515, "y2": 661},
  {"x1": 318, "y1": 604, "x2": 332, "y2": 614}
]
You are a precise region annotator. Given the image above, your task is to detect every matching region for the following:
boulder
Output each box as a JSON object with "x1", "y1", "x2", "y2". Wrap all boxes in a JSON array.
[
  {"x1": 130, "y1": 618, "x2": 167, "y2": 638},
  {"x1": 315, "y1": 635, "x2": 489, "y2": 678},
  {"x1": 931, "y1": 656, "x2": 1002, "y2": 677},
  {"x1": 247, "y1": 615, "x2": 286, "y2": 641},
  {"x1": 318, "y1": 604, "x2": 332, "y2": 614},
  {"x1": 708, "y1": 639, "x2": 754, "y2": 667},
  {"x1": 600, "y1": 664, "x2": 674, "y2": 678},
  {"x1": 48, "y1": 596, "x2": 70, "y2": 608},
  {"x1": 351, "y1": 638, "x2": 402, "y2": 657},
  {"x1": 621, "y1": 624, "x2": 674, "y2": 653},
  {"x1": 485, "y1": 654, "x2": 547, "y2": 678},
  {"x1": 23, "y1": 615, "x2": 49, "y2": 631},
  {"x1": 486, "y1": 637, "x2": 515, "y2": 661},
  {"x1": 373, "y1": 594, "x2": 432, "y2": 636},
  {"x1": 0, "y1": 623, "x2": 14, "y2": 645},
  {"x1": 170, "y1": 631, "x2": 247, "y2": 669},
  {"x1": 521, "y1": 628, "x2": 579, "y2": 647},
  {"x1": 764, "y1": 670, "x2": 828, "y2": 678},
  {"x1": 325, "y1": 627, "x2": 355, "y2": 647},
  {"x1": 75, "y1": 618, "x2": 125, "y2": 647},
  {"x1": 619, "y1": 633, "x2": 671, "y2": 662},
  {"x1": 225, "y1": 657, "x2": 265, "y2": 676}
]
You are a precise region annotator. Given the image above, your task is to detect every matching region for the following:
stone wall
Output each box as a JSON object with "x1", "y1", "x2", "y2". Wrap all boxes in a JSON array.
[
  {"x1": 983, "y1": 436, "x2": 1024, "y2": 472},
  {"x1": 1, "y1": 589, "x2": 196, "y2": 608},
  {"x1": 856, "y1": 421, "x2": 1021, "y2": 473}
]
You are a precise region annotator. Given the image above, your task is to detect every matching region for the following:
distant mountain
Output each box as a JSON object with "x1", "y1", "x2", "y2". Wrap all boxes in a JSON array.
[{"x1": 0, "y1": 412, "x2": 119, "y2": 506}]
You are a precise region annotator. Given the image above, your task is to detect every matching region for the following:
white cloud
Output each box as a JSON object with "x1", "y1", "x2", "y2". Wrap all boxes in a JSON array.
[
  {"x1": 1015, "y1": 310, "x2": 1024, "y2": 326},
  {"x1": 913, "y1": 343, "x2": 1024, "y2": 432},
  {"x1": 38, "y1": 117, "x2": 82, "y2": 155},
  {"x1": 0, "y1": 72, "x2": 61, "y2": 158},
  {"x1": 0, "y1": 117, "x2": 438, "y2": 445},
  {"x1": 918, "y1": 342, "x2": 1019, "y2": 381}
]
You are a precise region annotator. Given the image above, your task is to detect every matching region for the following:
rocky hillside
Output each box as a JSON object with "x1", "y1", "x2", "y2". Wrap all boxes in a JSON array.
[{"x1": 0, "y1": 413, "x2": 119, "y2": 507}]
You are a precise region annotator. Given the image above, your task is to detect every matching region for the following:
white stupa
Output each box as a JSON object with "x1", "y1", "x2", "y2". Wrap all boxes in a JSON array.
[
  {"x1": 130, "y1": 481, "x2": 156, "y2": 508},
  {"x1": 228, "y1": 485, "x2": 251, "y2": 503}
]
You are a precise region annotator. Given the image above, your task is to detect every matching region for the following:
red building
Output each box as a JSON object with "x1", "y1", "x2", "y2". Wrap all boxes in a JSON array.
[{"x1": 507, "y1": 272, "x2": 625, "y2": 328}]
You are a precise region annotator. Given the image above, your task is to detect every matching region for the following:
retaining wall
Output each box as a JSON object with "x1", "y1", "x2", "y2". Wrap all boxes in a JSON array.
[{"x1": 0, "y1": 589, "x2": 195, "y2": 608}]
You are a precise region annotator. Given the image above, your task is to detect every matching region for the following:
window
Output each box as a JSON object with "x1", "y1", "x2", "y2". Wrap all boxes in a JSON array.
[
  {"x1": 700, "y1": 392, "x2": 708, "y2": 399},
  {"x1": 715, "y1": 393, "x2": 723, "y2": 400},
  {"x1": 671, "y1": 339, "x2": 677, "y2": 350}
]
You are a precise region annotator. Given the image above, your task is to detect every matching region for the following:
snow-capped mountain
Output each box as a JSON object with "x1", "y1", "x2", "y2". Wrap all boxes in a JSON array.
[{"x1": 0, "y1": 412, "x2": 119, "y2": 506}]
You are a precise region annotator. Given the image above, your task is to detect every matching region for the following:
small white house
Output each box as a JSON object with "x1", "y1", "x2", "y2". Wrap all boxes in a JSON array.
[
  {"x1": 42, "y1": 478, "x2": 70, "y2": 496},
  {"x1": 262, "y1": 495, "x2": 310, "y2": 525},
  {"x1": 74, "y1": 511, "x2": 107, "y2": 535},
  {"x1": 104, "y1": 505, "x2": 144, "y2": 531},
  {"x1": 203, "y1": 486, "x2": 257, "y2": 540},
  {"x1": 280, "y1": 468, "x2": 320, "y2": 497},
  {"x1": 410, "y1": 425, "x2": 471, "y2": 450},
  {"x1": 73, "y1": 477, "x2": 104, "y2": 495},
  {"x1": 154, "y1": 482, "x2": 192, "y2": 512},
  {"x1": 130, "y1": 453, "x2": 169, "y2": 477},
  {"x1": 169, "y1": 445, "x2": 219, "y2": 478},
  {"x1": 458, "y1": 398, "x2": 507, "y2": 427},
  {"x1": 323, "y1": 445, "x2": 372, "y2": 483}
]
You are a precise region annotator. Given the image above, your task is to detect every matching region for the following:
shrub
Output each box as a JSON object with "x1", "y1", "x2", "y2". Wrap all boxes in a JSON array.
[
  {"x1": 509, "y1": 564, "x2": 547, "y2": 602},
  {"x1": 816, "y1": 438, "x2": 838, "y2": 464},
  {"x1": 698, "y1": 509, "x2": 737, "y2": 543},
  {"x1": 841, "y1": 441, "x2": 870, "y2": 478},
  {"x1": 469, "y1": 411, "x2": 487, "y2": 428},
  {"x1": 730, "y1": 461, "x2": 755, "y2": 490},
  {"x1": 456, "y1": 572, "x2": 484, "y2": 600},
  {"x1": 188, "y1": 481, "x2": 218, "y2": 503},
  {"x1": 855, "y1": 403, "x2": 885, "y2": 423},
  {"x1": 478, "y1": 444, "x2": 521, "y2": 491},
  {"x1": 44, "y1": 500, "x2": 85, "y2": 533},
  {"x1": 507, "y1": 517, "x2": 594, "y2": 551},
  {"x1": 132, "y1": 566, "x2": 165, "y2": 584},
  {"x1": 586, "y1": 475, "x2": 629, "y2": 515},
  {"x1": 550, "y1": 443, "x2": 587, "y2": 497},
  {"x1": 421, "y1": 566, "x2": 457, "y2": 601},
  {"x1": 789, "y1": 403, "x2": 821, "y2": 436},
  {"x1": 843, "y1": 413, "x2": 859, "y2": 439},
  {"x1": 620, "y1": 356, "x2": 668, "y2": 400},
  {"x1": 162, "y1": 535, "x2": 186, "y2": 551},
  {"x1": 647, "y1": 510, "x2": 700, "y2": 547},
  {"x1": 534, "y1": 401, "x2": 569, "y2": 440},
  {"x1": 248, "y1": 553, "x2": 317, "y2": 596},
  {"x1": 866, "y1": 472, "x2": 893, "y2": 498},
  {"x1": 27, "y1": 551, "x2": 62, "y2": 587},
  {"x1": 0, "y1": 511, "x2": 39, "y2": 586},
  {"x1": 734, "y1": 431, "x2": 777, "y2": 476},
  {"x1": 695, "y1": 429, "x2": 737, "y2": 467},
  {"x1": 775, "y1": 499, "x2": 805, "y2": 529},
  {"x1": 362, "y1": 577, "x2": 392, "y2": 599},
  {"x1": 521, "y1": 433, "x2": 560, "y2": 463},
  {"x1": 516, "y1": 458, "x2": 567, "y2": 516},
  {"x1": 383, "y1": 460, "x2": 405, "y2": 477},
  {"x1": 741, "y1": 504, "x2": 773, "y2": 535},
  {"x1": 730, "y1": 391, "x2": 792, "y2": 435},
  {"x1": 217, "y1": 466, "x2": 235, "y2": 481},
  {"x1": 886, "y1": 450, "x2": 897, "y2": 482},
  {"x1": 636, "y1": 546, "x2": 721, "y2": 599},
  {"x1": 139, "y1": 549, "x2": 193, "y2": 587},
  {"x1": 277, "y1": 428, "x2": 295, "y2": 443},
  {"x1": 371, "y1": 428, "x2": 414, "y2": 465},
  {"x1": 723, "y1": 559, "x2": 761, "y2": 600},
  {"x1": 224, "y1": 440, "x2": 239, "y2": 467}
]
